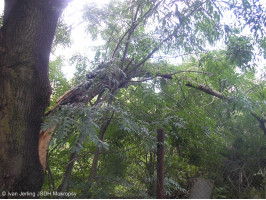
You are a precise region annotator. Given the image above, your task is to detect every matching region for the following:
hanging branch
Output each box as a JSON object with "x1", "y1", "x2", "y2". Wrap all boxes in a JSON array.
[
  {"x1": 185, "y1": 82, "x2": 226, "y2": 100},
  {"x1": 178, "y1": 78, "x2": 265, "y2": 136},
  {"x1": 132, "y1": 71, "x2": 265, "y2": 136}
]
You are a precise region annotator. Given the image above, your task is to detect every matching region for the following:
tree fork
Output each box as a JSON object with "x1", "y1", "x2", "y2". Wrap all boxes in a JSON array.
[{"x1": 156, "y1": 128, "x2": 165, "y2": 199}]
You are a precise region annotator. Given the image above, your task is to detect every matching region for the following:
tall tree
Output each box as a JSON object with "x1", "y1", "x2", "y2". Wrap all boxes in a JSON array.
[
  {"x1": 37, "y1": 0, "x2": 265, "y2": 197},
  {"x1": 0, "y1": 0, "x2": 69, "y2": 194}
]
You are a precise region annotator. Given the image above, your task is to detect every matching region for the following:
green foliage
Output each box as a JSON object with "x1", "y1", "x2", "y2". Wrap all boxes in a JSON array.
[
  {"x1": 226, "y1": 35, "x2": 254, "y2": 70},
  {"x1": 49, "y1": 57, "x2": 70, "y2": 108},
  {"x1": 44, "y1": 52, "x2": 265, "y2": 198},
  {"x1": 258, "y1": 37, "x2": 266, "y2": 58},
  {"x1": 82, "y1": 0, "x2": 231, "y2": 66},
  {"x1": 52, "y1": 19, "x2": 71, "y2": 51},
  {"x1": 230, "y1": 0, "x2": 266, "y2": 39},
  {"x1": 70, "y1": 53, "x2": 90, "y2": 86},
  {"x1": 42, "y1": 0, "x2": 265, "y2": 198},
  {"x1": 42, "y1": 104, "x2": 98, "y2": 148}
]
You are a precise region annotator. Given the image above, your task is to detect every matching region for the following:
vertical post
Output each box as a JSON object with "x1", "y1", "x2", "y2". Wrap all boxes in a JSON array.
[{"x1": 156, "y1": 128, "x2": 165, "y2": 199}]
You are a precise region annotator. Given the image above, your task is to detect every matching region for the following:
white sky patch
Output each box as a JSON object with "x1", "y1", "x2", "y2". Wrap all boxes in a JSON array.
[
  {"x1": 0, "y1": 1, "x2": 3, "y2": 12},
  {"x1": 53, "y1": 0, "x2": 109, "y2": 80}
]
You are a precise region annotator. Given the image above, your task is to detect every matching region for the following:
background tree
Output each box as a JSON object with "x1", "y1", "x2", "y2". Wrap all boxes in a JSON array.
[{"x1": 1, "y1": 0, "x2": 262, "y2": 198}]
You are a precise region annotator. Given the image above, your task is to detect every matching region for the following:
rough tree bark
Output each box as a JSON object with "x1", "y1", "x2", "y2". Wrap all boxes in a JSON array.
[
  {"x1": 156, "y1": 128, "x2": 165, "y2": 199},
  {"x1": 0, "y1": 0, "x2": 68, "y2": 193}
]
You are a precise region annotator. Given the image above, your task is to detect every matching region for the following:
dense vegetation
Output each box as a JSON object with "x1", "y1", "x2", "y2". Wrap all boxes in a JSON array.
[{"x1": 41, "y1": 0, "x2": 265, "y2": 198}]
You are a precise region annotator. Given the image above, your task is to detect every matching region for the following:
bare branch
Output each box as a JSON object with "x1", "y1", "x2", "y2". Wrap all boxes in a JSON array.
[
  {"x1": 185, "y1": 82, "x2": 226, "y2": 100},
  {"x1": 112, "y1": 1, "x2": 161, "y2": 59},
  {"x1": 120, "y1": 4, "x2": 140, "y2": 70}
]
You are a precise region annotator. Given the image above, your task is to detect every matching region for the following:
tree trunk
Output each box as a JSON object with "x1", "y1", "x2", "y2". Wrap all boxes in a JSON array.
[
  {"x1": 87, "y1": 111, "x2": 114, "y2": 192},
  {"x1": 0, "y1": 0, "x2": 67, "y2": 194},
  {"x1": 57, "y1": 136, "x2": 82, "y2": 192},
  {"x1": 156, "y1": 128, "x2": 165, "y2": 199},
  {"x1": 147, "y1": 151, "x2": 156, "y2": 198}
]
